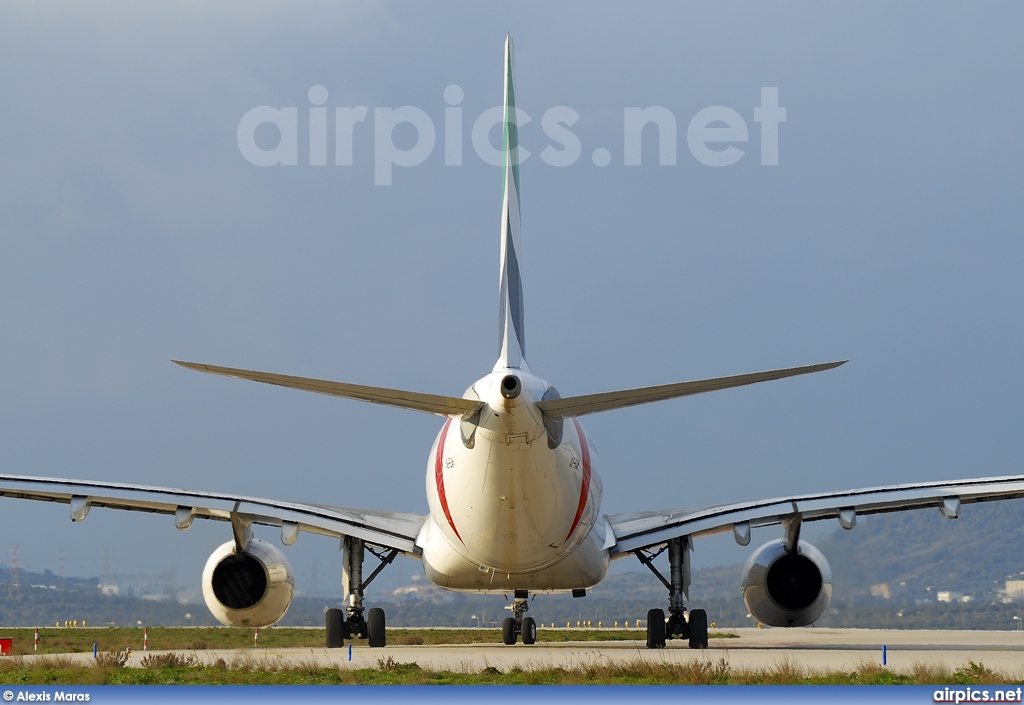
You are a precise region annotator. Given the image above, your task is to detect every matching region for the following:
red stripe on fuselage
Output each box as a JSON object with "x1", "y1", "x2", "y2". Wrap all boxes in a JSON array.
[
  {"x1": 564, "y1": 418, "x2": 592, "y2": 544},
  {"x1": 434, "y1": 419, "x2": 463, "y2": 543}
]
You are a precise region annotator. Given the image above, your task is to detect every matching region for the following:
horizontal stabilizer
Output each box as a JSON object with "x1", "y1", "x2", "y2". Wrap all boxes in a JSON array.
[
  {"x1": 536, "y1": 361, "x2": 846, "y2": 418},
  {"x1": 173, "y1": 361, "x2": 484, "y2": 417}
]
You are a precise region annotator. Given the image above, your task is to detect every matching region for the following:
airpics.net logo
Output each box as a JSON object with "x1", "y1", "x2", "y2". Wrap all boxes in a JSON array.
[{"x1": 237, "y1": 85, "x2": 786, "y2": 186}]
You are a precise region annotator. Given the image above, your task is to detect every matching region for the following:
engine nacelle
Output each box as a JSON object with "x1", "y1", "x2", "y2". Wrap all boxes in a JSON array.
[
  {"x1": 741, "y1": 539, "x2": 832, "y2": 627},
  {"x1": 202, "y1": 539, "x2": 295, "y2": 627}
]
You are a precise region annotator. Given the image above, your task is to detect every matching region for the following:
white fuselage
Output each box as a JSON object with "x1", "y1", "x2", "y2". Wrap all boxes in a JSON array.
[{"x1": 416, "y1": 369, "x2": 611, "y2": 593}]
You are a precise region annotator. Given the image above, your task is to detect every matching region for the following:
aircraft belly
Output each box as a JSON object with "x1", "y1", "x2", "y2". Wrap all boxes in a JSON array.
[
  {"x1": 459, "y1": 437, "x2": 571, "y2": 571},
  {"x1": 418, "y1": 513, "x2": 610, "y2": 593},
  {"x1": 475, "y1": 443, "x2": 555, "y2": 564},
  {"x1": 424, "y1": 416, "x2": 603, "y2": 575}
]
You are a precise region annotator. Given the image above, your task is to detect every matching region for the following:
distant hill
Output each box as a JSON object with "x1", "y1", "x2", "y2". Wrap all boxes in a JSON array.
[{"x1": 817, "y1": 498, "x2": 1024, "y2": 599}]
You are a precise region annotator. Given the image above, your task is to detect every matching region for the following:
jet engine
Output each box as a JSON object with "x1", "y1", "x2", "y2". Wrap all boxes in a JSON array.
[
  {"x1": 201, "y1": 538, "x2": 295, "y2": 627},
  {"x1": 740, "y1": 539, "x2": 832, "y2": 627}
]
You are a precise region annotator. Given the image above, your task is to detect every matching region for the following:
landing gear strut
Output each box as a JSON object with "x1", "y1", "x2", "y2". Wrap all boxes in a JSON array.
[
  {"x1": 636, "y1": 535, "x2": 708, "y2": 649},
  {"x1": 501, "y1": 590, "x2": 537, "y2": 645},
  {"x1": 326, "y1": 536, "x2": 398, "y2": 648}
]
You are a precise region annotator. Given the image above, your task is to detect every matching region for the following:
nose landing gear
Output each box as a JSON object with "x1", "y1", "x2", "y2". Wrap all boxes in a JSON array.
[{"x1": 501, "y1": 590, "x2": 537, "y2": 645}]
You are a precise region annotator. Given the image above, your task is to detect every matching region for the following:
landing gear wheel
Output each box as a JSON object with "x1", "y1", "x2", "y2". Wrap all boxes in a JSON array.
[
  {"x1": 646, "y1": 608, "x2": 666, "y2": 649},
  {"x1": 326, "y1": 608, "x2": 345, "y2": 648},
  {"x1": 521, "y1": 617, "x2": 537, "y2": 645},
  {"x1": 687, "y1": 608, "x2": 708, "y2": 649},
  {"x1": 367, "y1": 607, "x2": 387, "y2": 648},
  {"x1": 502, "y1": 617, "x2": 518, "y2": 645}
]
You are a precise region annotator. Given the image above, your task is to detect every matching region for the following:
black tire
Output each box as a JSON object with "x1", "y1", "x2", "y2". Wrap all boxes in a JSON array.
[
  {"x1": 367, "y1": 607, "x2": 387, "y2": 648},
  {"x1": 646, "y1": 608, "x2": 666, "y2": 649},
  {"x1": 326, "y1": 608, "x2": 345, "y2": 648},
  {"x1": 502, "y1": 617, "x2": 518, "y2": 645},
  {"x1": 687, "y1": 608, "x2": 708, "y2": 650},
  {"x1": 521, "y1": 617, "x2": 537, "y2": 645}
]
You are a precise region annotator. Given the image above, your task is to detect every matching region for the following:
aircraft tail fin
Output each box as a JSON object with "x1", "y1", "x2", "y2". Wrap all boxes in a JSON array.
[{"x1": 495, "y1": 34, "x2": 528, "y2": 372}]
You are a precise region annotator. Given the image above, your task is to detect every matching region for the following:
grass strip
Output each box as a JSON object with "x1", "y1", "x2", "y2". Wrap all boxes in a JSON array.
[
  {"x1": 0, "y1": 653, "x2": 1019, "y2": 685},
  {"x1": 0, "y1": 626, "x2": 736, "y2": 654}
]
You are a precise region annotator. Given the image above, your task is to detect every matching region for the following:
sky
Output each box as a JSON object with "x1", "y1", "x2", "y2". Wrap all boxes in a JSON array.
[{"x1": 0, "y1": 2, "x2": 1022, "y2": 603}]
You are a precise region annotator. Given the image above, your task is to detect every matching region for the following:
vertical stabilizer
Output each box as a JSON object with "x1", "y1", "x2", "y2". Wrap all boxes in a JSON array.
[{"x1": 495, "y1": 35, "x2": 529, "y2": 372}]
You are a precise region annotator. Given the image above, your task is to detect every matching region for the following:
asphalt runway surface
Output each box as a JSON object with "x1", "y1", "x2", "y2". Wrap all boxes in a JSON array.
[{"x1": 27, "y1": 628, "x2": 1024, "y2": 673}]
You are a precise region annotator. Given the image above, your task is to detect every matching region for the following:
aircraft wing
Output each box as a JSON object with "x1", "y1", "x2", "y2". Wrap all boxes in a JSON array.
[
  {"x1": 0, "y1": 473, "x2": 425, "y2": 554},
  {"x1": 605, "y1": 474, "x2": 1024, "y2": 556}
]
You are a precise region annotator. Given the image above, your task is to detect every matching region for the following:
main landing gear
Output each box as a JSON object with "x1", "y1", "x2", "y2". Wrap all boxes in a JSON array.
[
  {"x1": 326, "y1": 536, "x2": 398, "y2": 649},
  {"x1": 636, "y1": 536, "x2": 709, "y2": 649},
  {"x1": 501, "y1": 590, "x2": 537, "y2": 645}
]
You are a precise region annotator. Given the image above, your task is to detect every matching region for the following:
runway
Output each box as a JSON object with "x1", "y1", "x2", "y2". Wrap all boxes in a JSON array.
[{"x1": 27, "y1": 628, "x2": 1024, "y2": 673}]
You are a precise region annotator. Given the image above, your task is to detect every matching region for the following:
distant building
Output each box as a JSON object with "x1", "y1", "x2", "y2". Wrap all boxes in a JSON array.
[
  {"x1": 936, "y1": 591, "x2": 973, "y2": 604},
  {"x1": 997, "y1": 579, "x2": 1024, "y2": 603},
  {"x1": 1004, "y1": 580, "x2": 1024, "y2": 597},
  {"x1": 141, "y1": 594, "x2": 170, "y2": 602},
  {"x1": 389, "y1": 583, "x2": 455, "y2": 605},
  {"x1": 870, "y1": 583, "x2": 891, "y2": 599}
]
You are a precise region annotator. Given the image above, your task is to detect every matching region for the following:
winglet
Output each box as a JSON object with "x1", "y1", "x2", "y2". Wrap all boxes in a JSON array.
[{"x1": 495, "y1": 35, "x2": 528, "y2": 372}]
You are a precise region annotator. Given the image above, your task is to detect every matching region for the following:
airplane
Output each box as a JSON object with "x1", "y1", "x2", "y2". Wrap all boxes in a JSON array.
[{"x1": 4, "y1": 36, "x2": 1024, "y2": 650}]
